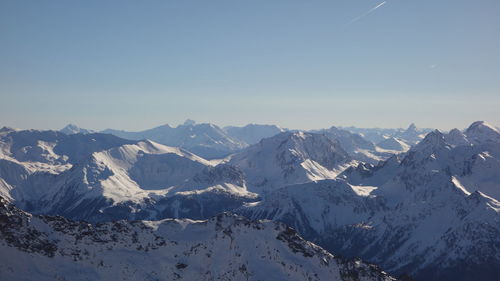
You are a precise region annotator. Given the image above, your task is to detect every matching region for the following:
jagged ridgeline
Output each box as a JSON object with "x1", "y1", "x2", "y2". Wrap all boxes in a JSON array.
[
  {"x1": 0, "y1": 197, "x2": 397, "y2": 281},
  {"x1": 0, "y1": 121, "x2": 499, "y2": 281}
]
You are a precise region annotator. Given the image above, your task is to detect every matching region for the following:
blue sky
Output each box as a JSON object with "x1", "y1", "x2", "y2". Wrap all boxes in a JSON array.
[{"x1": 1, "y1": 0, "x2": 499, "y2": 131}]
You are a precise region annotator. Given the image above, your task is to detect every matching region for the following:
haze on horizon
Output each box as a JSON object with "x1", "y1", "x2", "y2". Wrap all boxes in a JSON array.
[{"x1": 1, "y1": 0, "x2": 499, "y2": 131}]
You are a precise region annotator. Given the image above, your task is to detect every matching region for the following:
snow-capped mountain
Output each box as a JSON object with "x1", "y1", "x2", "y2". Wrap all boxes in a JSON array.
[
  {"x1": 2, "y1": 139, "x2": 257, "y2": 222},
  {"x1": 341, "y1": 124, "x2": 432, "y2": 146},
  {"x1": 1, "y1": 120, "x2": 498, "y2": 281},
  {"x1": 464, "y1": 120, "x2": 500, "y2": 144},
  {"x1": 314, "y1": 126, "x2": 376, "y2": 152},
  {"x1": 0, "y1": 129, "x2": 135, "y2": 169},
  {"x1": 392, "y1": 123, "x2": 429, "y2": 145},
  {"x1": 0, "y1": 130, "x2": 140, "y2": 210},
  {"x1": 0, "y1": 129, "x2": 259, "y2": 222},
  {"x1": 60, "y1": 124, "x2": 95, "y2": 135},
  {"x1": 238, "y1": 179, "x2": 384, "y2": 239},
  {"x1": 224, "y1": 124, "x2": 286, "y2": 145},
  {"x1": 101, "y1": 120, "x2": 247, "y2": 159},
  {"x1": 311, "y1": 126, "x2": 394, "y2": 164},
  {"x1": 226, "y1": 131, "x2": 354, "y2": 194},
  {"x1": 0, "y1": 197, "x2": 397, "y2": 281},
  {"x1": 239, "y1": 121, "x2": 500, "y2": 281}
]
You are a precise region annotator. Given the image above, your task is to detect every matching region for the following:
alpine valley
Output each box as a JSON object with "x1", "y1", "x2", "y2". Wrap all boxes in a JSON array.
[{"x1": 1, "y1": 120, "x2": 499, "y2": 281}]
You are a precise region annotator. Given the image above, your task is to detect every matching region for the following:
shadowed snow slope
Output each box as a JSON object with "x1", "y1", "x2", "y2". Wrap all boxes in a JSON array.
[
  {"x1": 240, "y1": 123, "x2": 500, "y2": 281},
  {"x1": 1, "y1": 121, "x2": 498, "y2": 281},
  {"x1": 0, "y1": 197, "x2": 397, "y2": 281},
  {"x1": 0, "y1": 132, "x2": 257, "y2": 222},
  {"x1": 102, "y1": 121, "x2": 247, "y2": 159}
]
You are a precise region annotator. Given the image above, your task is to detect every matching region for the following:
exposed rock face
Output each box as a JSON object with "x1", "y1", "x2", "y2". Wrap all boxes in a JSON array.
[{"x1": 0, "y1": 197, "x2": 397, "y2": 281}]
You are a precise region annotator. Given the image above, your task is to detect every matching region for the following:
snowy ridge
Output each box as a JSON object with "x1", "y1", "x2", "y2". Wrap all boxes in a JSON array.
[
  {"x1": 227, "y1": 131, "x2": 355, "y2": 194},
  {"x1": 0, "y1": 129, "x2": 136, "y2": 173},
  {"x1": 311, "y1": 126, "x2": 408, "y2": 164},
  {"x1": 0, "y1": 197, "x2": 397, "y2": 281},
  {"x1": 1, "y1": 121, "x2": 499, "y2": 281},
  {"x1": 14, "y1": 140, "x2": 256, "y2": 222},
  {"x1": 240, "y1": 122, "x2": 500, "y2": 281},
  {"x1": 0, "y1": 131, "x2": 257, "y2": 222},
  {"x1": 238, "y1": 179, "x2": 385, "y2": 237},
  {"x1": 101, "y1": 120, "x2": 247, "y2": 159}
]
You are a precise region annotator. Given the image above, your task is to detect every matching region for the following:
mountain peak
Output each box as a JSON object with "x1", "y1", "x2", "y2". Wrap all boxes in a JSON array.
[
  {"x1": 423, "y1": 129, "x2": 444, "y2": 140},
  {"x1": 406, "y1": 123, "x2": 417, "y2": 132},
  {"x1": 60, "y1": 124, "x2": 94, "y2": 135},
  {"x1": 466, "y1": 121, "x2": 499, "y2": 133},
  {"x1": 464, "y1": 121, "x2": 500, "y2": 144},
  {"x1": 445, "y1": 128, "x2": 469, "y2": 146},
  {"x1": 229, "y1": 131, "x2": 351, "y2": 192},
  {"x1": 183, "y1": 119, "x2": 196, "y2": 126},
  {"x1": 0, "y1": 126, "x2": 16, "y2": 133},
  {"x1": 411, "y1": 129, "x2": 448, "y2": 152}
]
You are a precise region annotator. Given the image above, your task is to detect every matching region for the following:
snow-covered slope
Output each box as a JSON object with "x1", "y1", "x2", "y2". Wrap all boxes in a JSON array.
[
  {"x1": 240, "y1": 122, "x2": 500, "y2": 281},
  {"x1": 315, "y1": 127, "x2": 376, "y2": 152},
  {"x1": 0, "y1": 129, "x2": 135, "y2": 171},
  {"x1": 0, "y1": 129, "x2": 138, "y2": 204},
  {"x1": 392, "y1": 123, "x2": 428, "y2": 145},
  {"x1": 464, "y1": 120, "x2": 500, "y2": 144},
  {"x1": 238, "y1": 179, "x2": 383, "y2": 239},
  {"x1": 227, "y1": 132, "x2": 354, "y2": 194},
  {"x1": 4, "y1": 140, "x2": 256, "y2": 222},
  {"x1": 312, "y1": 126, "x2": 410, "y2": 164},
  {"x1": 241, "y1": 178, "x2": 499, "y2": 281},
  {"x1": 1, "y1": 121, "x2": 498, "y2": 281},
  {"x1": 102, "y1": 120, "x2": 247, "y2": 159},
  {"x1": 312, "y1": 126, "x2": 390, "y2": 164},
  {"x1": 444, "y1": 128, "x2": 469, "y2": 146},
  {"x1": 0, "y1": 197, "x2": 397, "y2": 281},
  {"x1": 224, "y1": 124, "x2": 286, "y2": 145},
  {"x1": 376, "y1": 137, "x2": 410, "y2": 152}
]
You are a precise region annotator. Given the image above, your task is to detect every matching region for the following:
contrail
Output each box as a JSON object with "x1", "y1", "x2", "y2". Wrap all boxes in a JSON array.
[{"x1": 349, "y1": 1, "x2": 387, "y2": 24}]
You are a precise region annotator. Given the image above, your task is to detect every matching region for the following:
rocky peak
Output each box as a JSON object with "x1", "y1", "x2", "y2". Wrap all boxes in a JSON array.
[
  {"x1": 445, "y1": 128, "x2": 469, "y2": 146},
  {"x1": 406, "y1": 123, "x2": 417, "y2": 132},
  {"x1": 413, "y1": 130, "x2": 448, "y2": 151}
]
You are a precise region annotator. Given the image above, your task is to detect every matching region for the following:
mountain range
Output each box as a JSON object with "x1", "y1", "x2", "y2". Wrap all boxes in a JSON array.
[
  {"x1": 1, "y1": 120, "x2": 498, "y2": 281},
  {"x1": 60, "y1": 121, "x2": 424, "y2": 162},
  {"x1": 239, "y1": 121, "x2": 500, "y2": 281}
]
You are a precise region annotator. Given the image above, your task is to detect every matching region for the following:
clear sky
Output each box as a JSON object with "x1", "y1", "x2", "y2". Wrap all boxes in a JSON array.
[{"x1": 1, "y1": 0, "x2": 499, "y2": 131}]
